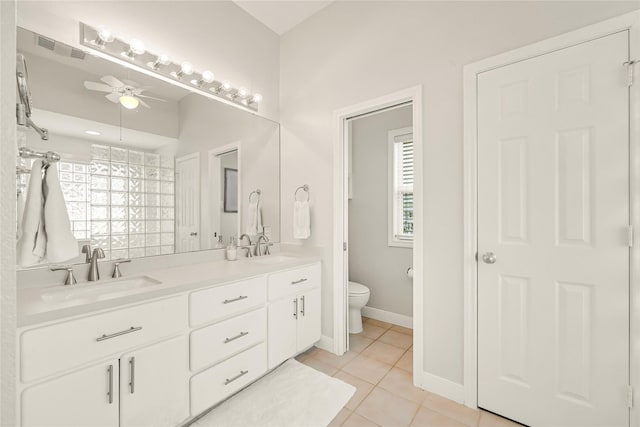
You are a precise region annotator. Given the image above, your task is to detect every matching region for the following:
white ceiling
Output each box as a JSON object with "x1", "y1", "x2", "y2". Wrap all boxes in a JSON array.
[{"x1": 232, "y1": 1, "x2": 333, "y2": 35}]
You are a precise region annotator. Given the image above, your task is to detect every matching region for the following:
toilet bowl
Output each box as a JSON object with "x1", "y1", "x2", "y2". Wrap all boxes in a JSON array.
[{"x1": 348, "y1": 281, "x2": 370, "y2": 334}]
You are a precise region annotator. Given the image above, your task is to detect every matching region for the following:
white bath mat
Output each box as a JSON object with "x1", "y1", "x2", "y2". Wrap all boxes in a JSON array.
[{"x1": 191, "y1": 358, "x2": 355, "y2": 427}]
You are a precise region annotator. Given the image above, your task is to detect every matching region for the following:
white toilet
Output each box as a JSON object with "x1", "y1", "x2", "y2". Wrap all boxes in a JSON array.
[{"x1": 348, "y1": 281, "x2": 370, "y2": 334}]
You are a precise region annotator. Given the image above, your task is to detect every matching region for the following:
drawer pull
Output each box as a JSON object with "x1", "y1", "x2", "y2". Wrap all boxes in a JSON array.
[
  {"x1": 300, "y1": 295, "x2": 306, "y2": 316},
  {"x1": 129, "y1": 357, "x2": 136, "y2": 394},
  {"x1": 293, "y1": 298, "x2": 298, "y2": 319},
  {"x1": 107, "y1": 364, "x2": 114, "y2": 404},
  {"x1": 96, "y1": 326, "x2": 142, "y2": 342},
  {"x1": 224, "y1": 370, "x2": 249, "y2": 385},
  {"x1": 223, "y1": 295, "x2": 248, "y2": 304},
  {"x1": 291, "y1": 278, "x2": 307, "y2": 285},
  {"x1": 224, "y1": 331, "x2": 249, "y2": 344}
]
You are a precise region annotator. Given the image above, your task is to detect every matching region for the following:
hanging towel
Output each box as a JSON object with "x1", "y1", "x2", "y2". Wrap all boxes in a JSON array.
[
  {"x1": 16, "y1": 160, "x2": 46, "y2": 266},
  {"x1": 293, "y1": 200, "x2": 311, "y2": 239},
  {"x1": 43, "y1": 164, "x2": 79, "y2": 263},
  {"x1": 16, "y1": 187, "x2": 26, "y2": 240},
  {"x1": 246, "y1": 199, "x2": 263, "y2": 236}
]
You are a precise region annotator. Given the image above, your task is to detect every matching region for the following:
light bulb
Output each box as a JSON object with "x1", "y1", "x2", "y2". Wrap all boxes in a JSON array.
[
  {"x1": 251, "y1": 93, "x2": 263, "y2": 103},
  {"x1": 172, "y1": 61, "x2": 194, "y2": 79},
  {"x1": 237, "y1": 87, "x2": 249, "y2": 98},
  {"x1": 94, "y1": 28, "x2": 114, "y2": 47},
  {"x1": 148, "y1": 54, "x2": 170, "y2": 70},
  {"x1": 123, "y1": 39, "x2": 145, "y2": 59},
  {"x1": 119, "y1": 95, "x2": 139, "y2": 110},
  {"x1": 202, "y1": 70, "x2": 215, "y2": 83},
  {"x1": 221, "y1": 81, "x2": 232, "y2": 91}
]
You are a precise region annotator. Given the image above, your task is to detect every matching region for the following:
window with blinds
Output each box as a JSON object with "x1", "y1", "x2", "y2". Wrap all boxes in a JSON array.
[{"x1": 388, "y1": 127, "x2": 414, "y2": 248}]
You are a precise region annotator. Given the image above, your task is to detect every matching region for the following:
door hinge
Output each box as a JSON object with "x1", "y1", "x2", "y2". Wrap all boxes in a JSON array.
[
  {"x1": 628, "y1": 385, "x2": 634, "y2": 409},
  {"x1": 628, "y1": 225, "x2": 634, "y2": 248},
  {"x1": 343, "y1": 242, "x2": 347, "y2": 251},
  {"x1": 624, "y1": 60, "x2": 638, "y2": 87}
]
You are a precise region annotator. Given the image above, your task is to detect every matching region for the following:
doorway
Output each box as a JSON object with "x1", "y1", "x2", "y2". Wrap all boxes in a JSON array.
[{"x1": 464, "y1": 18, "x2": 635, "y2": 426}]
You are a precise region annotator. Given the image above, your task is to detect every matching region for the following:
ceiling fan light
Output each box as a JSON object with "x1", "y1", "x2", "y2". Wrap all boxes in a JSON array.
[{"x1": 119, "y1": 95, "x2": 139, "y2": 110}]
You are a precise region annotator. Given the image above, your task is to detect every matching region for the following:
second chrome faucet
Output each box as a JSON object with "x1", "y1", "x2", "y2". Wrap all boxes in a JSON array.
[{"x1": 82, "y1": 245, "x2": 105, "y2": 281}]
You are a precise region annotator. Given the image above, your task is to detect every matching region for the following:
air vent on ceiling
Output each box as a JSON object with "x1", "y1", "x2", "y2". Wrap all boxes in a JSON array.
[
  {"x1": 35, "y1": 32, "x2": 86, "y2": 61},
  {"x1": 36, "y1": 34, "x2": 55, "y2": 51},
  {"x1": 70, "y1": 48, "x2": 86, "y2": 60}
]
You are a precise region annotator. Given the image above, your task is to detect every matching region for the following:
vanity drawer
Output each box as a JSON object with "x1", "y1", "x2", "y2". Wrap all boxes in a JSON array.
[
  {"x1": 21, "y1": 295, "x2": 187, "y2": 383},
  {"x1": 190, "y1": 307, "x2": 266, "y2": 371},
  {"x1": 190, "y1": 343, "x2": 266, "y2": 416},
  {"x1": 268, "y1": 263, "x2": 321, "y2": 300},
  {"x1": 189, "y1": 277, "x2": 266, "y2": 326}
]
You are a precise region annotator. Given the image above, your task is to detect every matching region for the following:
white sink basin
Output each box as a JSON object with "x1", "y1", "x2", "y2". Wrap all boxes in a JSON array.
[
  {"x1": 40, "y1": 275, "x2": 163, "y2": 305},
  {"x1": 251, "y1": 255, "x2": 297, "y2": 264}
]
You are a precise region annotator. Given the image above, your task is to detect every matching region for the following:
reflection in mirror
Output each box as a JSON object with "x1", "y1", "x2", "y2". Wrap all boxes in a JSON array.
[{"x1": 16, "y1": 27, "x2": 279, "y2": 269}]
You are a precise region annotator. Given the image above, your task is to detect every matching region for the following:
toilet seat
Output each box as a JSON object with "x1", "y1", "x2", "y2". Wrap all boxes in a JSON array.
[{"x1": 349, "y1": 281, "x2": 369, "y2": 295}]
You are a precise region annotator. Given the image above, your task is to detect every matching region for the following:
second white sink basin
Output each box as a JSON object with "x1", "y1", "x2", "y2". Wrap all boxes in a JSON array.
[
  {"x1": 251, "y1": 255, "x2": 297, "y2": 264},
  {"x1": 40, "y1": 275, "x2": 163, "y2": 306}
]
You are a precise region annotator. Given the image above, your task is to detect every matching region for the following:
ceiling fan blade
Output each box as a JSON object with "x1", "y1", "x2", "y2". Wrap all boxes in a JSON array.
[
  {"x1": 137, "y1": 98, "x2": 151, "y2": 109},
  {"x1": 137, "y1": 94, "x2": 168, "y2": 102},
  {"x1": 105, "y1": 92, "x2": 121, "y2": 103},
  {"x1": 132, "y1": 86, "x2": 153, "y2": 95},
  {"x1": 84, "y1": 81, "x2": 113, "y2": 93},
  {"x1": 101, "y1": 75, "x2": 125, "y2": 88}
]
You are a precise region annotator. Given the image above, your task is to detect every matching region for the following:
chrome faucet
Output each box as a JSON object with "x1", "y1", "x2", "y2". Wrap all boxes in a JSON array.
[
  {"x1": 255, "y1": 234, "x2": 271, "y2": 256},
  {"x1": 82, "y1": 245, "x2": 105, "y2": 281},
  {"x1": 239, "y1": 234, "x2": 253, "y2": 257}
]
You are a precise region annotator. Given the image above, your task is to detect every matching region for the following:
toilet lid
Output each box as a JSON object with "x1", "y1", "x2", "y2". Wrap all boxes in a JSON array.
[{"x1": 349, "y1": 281, "x2": 369, "y2": 295}]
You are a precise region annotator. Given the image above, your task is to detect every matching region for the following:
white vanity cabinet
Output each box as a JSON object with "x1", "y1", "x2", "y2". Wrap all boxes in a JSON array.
[{"x1": 267, "y1": 264, "x2": 322, "y2": 369}]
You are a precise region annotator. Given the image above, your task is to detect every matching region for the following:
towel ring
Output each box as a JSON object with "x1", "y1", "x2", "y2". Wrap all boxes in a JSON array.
[
  {"x1": 295, "y1": 184, "x2": 310, "y2": 202},
  {"x1": 249, "y1": 189, "x2": 261, "y2": 202}
]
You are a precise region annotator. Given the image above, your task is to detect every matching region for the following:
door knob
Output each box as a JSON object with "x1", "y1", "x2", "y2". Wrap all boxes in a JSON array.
[
  {"x1": 481, "y1": 252, "x2": 497, "y2": 264},
  {"x1": 190, "y1": 232, "x2": 198, "y2": 236}
]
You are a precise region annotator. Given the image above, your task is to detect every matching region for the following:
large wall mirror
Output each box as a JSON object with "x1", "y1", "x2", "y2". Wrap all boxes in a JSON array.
[{"x1": 16, "y1": 26, "x2": 280, "y2": 269}]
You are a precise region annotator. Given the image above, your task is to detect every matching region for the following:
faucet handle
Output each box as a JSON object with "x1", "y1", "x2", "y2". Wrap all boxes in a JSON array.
[
  {"x1": 92, "y1": 247, "x2": 106, "y2": 259},
  {"x1": 81, "y1": 244, "x2": 92, "y2": 263},
  {"x1": 112, "y1": 259, "x2": 131, "y2": 278},
  {"x1": 50, "y1": 266, "x2": 78, "y2": 286}
]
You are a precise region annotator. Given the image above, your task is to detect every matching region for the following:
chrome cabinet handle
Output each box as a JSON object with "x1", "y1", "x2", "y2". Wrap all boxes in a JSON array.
[
  {"x1": 293, "y1": 298, "x2": 298, "y2": 319},
  {"x1": 96, "y1": 326, "x2": 142, "y2": 342},
  {"x1": 482, "y1": 252, "x2": 497, "y2": 264},
  {"x1": 107, "y1": 365, "x2": 114, "y2": 404},
  {"x1": 224, "y1": 370, "x2": 248, "y2": 386},
  {"x1": 300, "y1": 296, "x2": 305, "y2": 317},
  {"x1": 129, "y1": 357, "x2": 135, "y2": 394},
  {"x1": 223, "y1": 295, "x2": 248, "y2": 304},
  {"x1": 224, "y1": 331, "x2": 249, "y2": 344},
  {"x1": 291, "y1": 278, "x2": 307, "y2": 285}
]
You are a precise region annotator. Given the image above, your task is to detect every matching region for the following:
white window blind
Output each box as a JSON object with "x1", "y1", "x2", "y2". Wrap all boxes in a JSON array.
[{"x1": 388, "y1": 127, "x2": 413, "y2": 247}]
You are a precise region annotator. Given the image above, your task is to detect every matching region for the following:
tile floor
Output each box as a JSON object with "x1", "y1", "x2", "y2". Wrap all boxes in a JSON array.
[{"x1": 296, "y1": 317, "x2": 523, "y2": 427}]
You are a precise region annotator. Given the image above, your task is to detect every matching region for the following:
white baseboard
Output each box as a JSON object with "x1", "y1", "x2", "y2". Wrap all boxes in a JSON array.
[
  {"x1": 418, "y1": 371, "x2": 465, "y2": 404},
  {"x1": 315, "y1": 335, "x2": 334, "y2": 353},
  {"x1": 362, "y1": 306, "x2": 413, "y2": 329}
]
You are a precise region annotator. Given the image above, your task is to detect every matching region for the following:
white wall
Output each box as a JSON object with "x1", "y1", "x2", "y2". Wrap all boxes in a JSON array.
[
  {"x1": 280, "y1": 1, "x2": 640, "y2": 386},
  {"x1": 220, "y1": 152, "x2": 239, "y2": 242},
  {"x1": 16, "y1": 1, "x2": 280, "y2": 121},
  {"x1": 349, "y1": 105, "x2": 413, "y2": 317}
]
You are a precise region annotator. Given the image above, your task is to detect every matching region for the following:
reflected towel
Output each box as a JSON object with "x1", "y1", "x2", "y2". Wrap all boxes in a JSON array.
[
  {"x1": 16, "y1": 187, "x2": 26, "y2": 240},
  {"x1": 246, "y1": 199, "x2": 263, "y2": 236},
  {"x1": 293, "y1": 200, "x2": 310, "y2": 239},
  {"x1": 16, "y1": 160, "x2": 46, "y2": 266},
  {"x1": 43, "y1": 164, "x2": 79, "y2": 263}
]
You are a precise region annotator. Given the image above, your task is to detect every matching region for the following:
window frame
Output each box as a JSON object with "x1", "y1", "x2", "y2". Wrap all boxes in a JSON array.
[{"x1": 387, "y1": 126, "x2": 414, "y2": 248}]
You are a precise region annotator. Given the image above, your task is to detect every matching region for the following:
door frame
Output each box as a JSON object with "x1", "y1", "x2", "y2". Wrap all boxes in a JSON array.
[
  {"x1": 463, "y1": 10, "x2": 640, "y2": 414},
  {"x1": 207, "y1": 142, "x2": 241, "y2": 249},
  {"x1": 332, "y1": 86, "x2": 424, "y2": 379}
]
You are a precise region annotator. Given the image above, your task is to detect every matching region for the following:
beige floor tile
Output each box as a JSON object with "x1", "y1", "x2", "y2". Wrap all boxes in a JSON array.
[
  {"x1": 356, "y1": 387, "x2": 419, "y2": 427},
  {"x1": 349, "y1": 334, "x2": 375, "y2": 353},
  {"x1": 410, "y1": 406, "x2": 469, "y2": 427},
  {"x1": 329, "y1": 408, "x2": 353, "y2": 427},
  {"x1": 361, "y1": 341, "x2": 406, "y2": 366},
  {"x1": 378, "y1": 330, "x2": 413, "y2": 350},
  {"x1": 295, "y1": 346, "x2": 320, "y2": 362},
  {"x1": 342, "y1": 354, "x2": 393, "y2": 385},
  {"x1": 311, "y1": 348, "x2": 358, "y2": 369},
  {"x1": 364, "y1": 318, "x2": 393, "y2": 330},
  {"x1": 422, "y1": 393, "x2": 480, "y2": 426},
  {"x1": 361, "y1": 323, "x2": 387, "y2": 340},
  {"x1": 395, "y1": 350, "x2": 413, "y2": 373},
  {"x1": 378, "y1": 367, "x2": 427, "y2": 404},
  {"x1": 301, "y1": 356, "x2": 338, "y2": 376},
  {"x1": 333, "y1": 371, "x2": 376, "y2": 411},
  {"x1": 343, "y1": 413, "x2": 381, "y2": 427},
  {"x1": 390, "y1": 325, "x2": 413, "y2": 335},
  {"x1": 478, "y1": 411, "x2": 524, "y2": 427}
]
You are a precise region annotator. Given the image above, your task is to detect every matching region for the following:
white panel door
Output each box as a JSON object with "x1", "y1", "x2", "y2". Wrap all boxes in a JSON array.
[
  {"x1": 267, "y1": 297, "x2": 298, "y2": 369},
  {"x1": 297, "y1": 288, "x2": 322, "y2": 351},
  {"x1": 477, "y1": 31, "x2": 629, "y2": 426},
  {"x1": 120, "y1": 336, "x2": 189, "y2": 427},
  {"x1": 176, "y1": 153, "x2": 201, "y2": 252}
]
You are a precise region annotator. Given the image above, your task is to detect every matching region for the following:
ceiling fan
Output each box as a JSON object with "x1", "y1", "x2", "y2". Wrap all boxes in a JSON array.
[{"x1": 83, "y1": 75, "x2": 167, "y2": 110}]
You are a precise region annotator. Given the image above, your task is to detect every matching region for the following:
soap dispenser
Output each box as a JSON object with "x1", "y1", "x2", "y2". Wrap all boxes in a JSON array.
[{"x1": 226, "y1": 237, "x2": 237, "y2": 261}]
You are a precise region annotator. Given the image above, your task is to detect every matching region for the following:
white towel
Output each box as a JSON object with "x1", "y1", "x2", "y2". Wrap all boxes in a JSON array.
[
  {"x1": 16, "y1": 160, "x2": 46, "y2": 266},
  {"x1": 43, "y1": 164, "x2": 79, "y2": 263},
  {"x1": 16, "y1": 187, "x2": 26, "y2": 240},
  {"x1": 293, "y1": 200, "x2": 311, "y2": 239},
  {"x1": 246, "y1": 199, "x2": 263, "y2": 236}
]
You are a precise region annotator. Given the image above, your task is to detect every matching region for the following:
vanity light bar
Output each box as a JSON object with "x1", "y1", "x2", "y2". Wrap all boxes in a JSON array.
[{"x1": 79, "y1": 23, "x2": 262, "y2": 112}]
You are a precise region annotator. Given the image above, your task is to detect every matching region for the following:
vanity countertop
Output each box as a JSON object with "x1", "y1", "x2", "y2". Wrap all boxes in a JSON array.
[{"x1": 18, "y1": 253, "x2": 321, "y2": 328}]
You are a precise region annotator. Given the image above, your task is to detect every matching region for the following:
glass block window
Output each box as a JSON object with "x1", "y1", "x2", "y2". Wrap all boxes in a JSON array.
[
  {"x1": 90, "y1": 144, "x2": 175, "y2": 260},
  {"x1": 58, "y1": 161, "x2": 91, "y2": 241}
]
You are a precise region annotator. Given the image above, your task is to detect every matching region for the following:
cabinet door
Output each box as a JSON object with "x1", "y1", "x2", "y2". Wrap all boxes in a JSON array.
[
  {"x1": 120, "y1": 336, "x2": 189, "y2": 427},
  {"x1": 21, "y1": 360, "x2": 119, "y2": 427},
  {"x1": 267, "y1": 297, "x2": 298, "y2": 369},
  {"x1": 297, "y1": 288, "x2": 321, "y2": 352}
]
